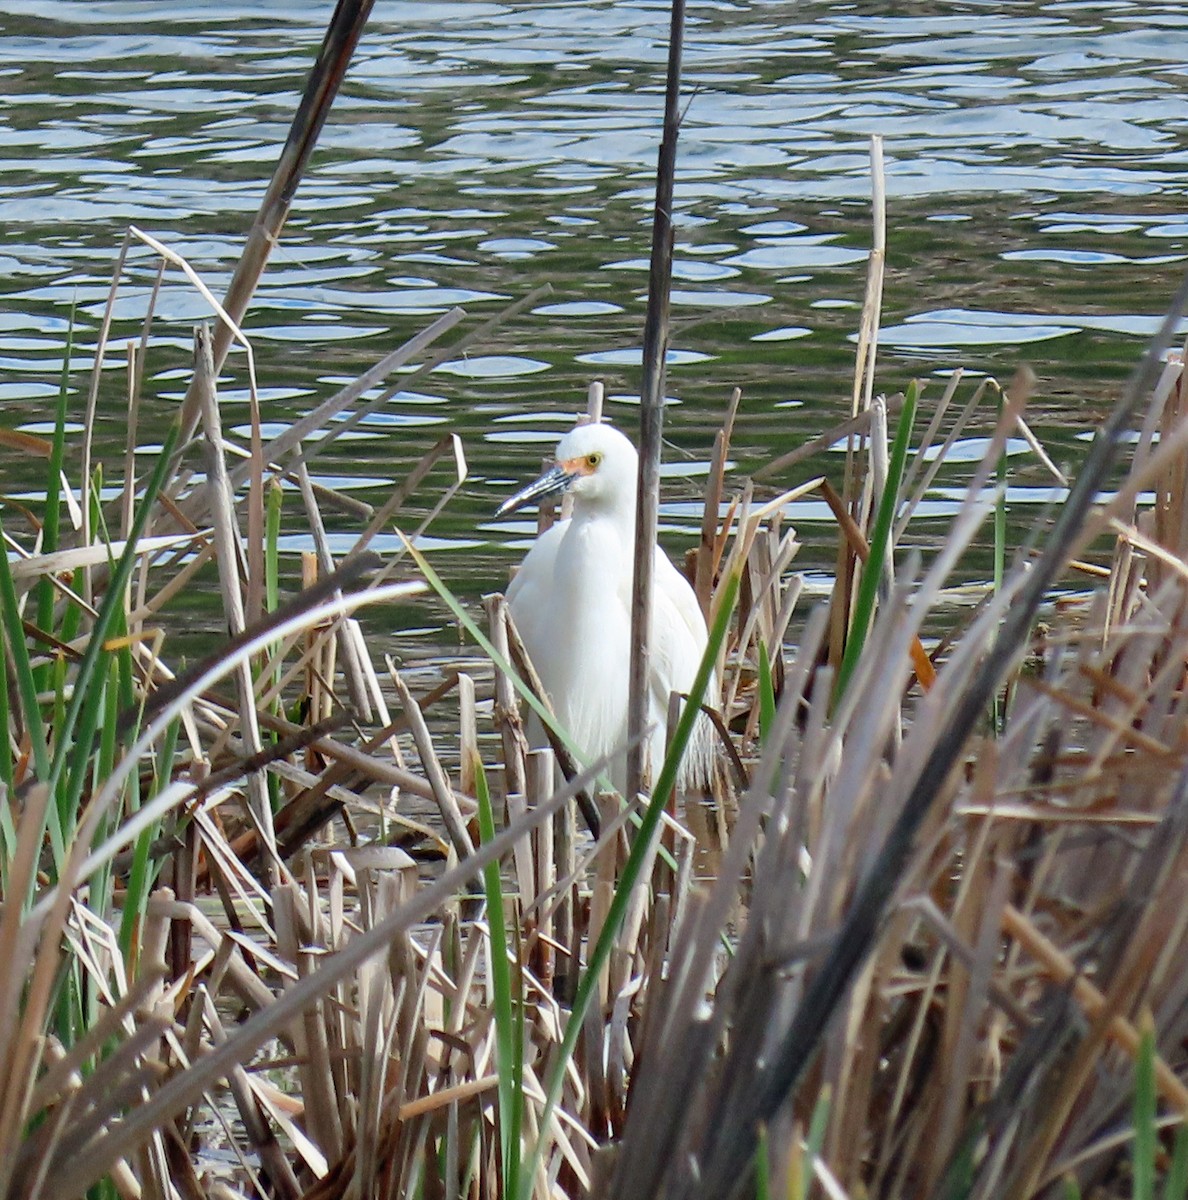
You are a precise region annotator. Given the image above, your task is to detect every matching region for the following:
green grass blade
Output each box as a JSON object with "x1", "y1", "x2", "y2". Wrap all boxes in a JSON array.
[
  {"x1": 59, "y1": 569, "x2": 83, "y2": 647},
  {"x1": 757, "y1": 638, "x2": 776, "y2": 745},
  {"x1": 516, "y1": 567, "x2": 741, "y2": 1200},
  {"x1": 1166, "y1": 1122, "x2": 1188, "y2": 1200},
  {"x1": 0, "y1": 514, "x2": 53, "y2": 785},
  {"x1": 265, "y1": 479, "x2": 282, "y2": 613},
  {"x1": 806, "y1": 1084, "x2": 830, "y2": 1153},
  {"x1": 797, "y1": 1086, "x2": 831, "y2": 1200},
  {"x1": 118, "y1": 766, "x2": 150, "y2": 960},
  {"x1": 1135, "y1": 1016, "x2": 1157, "y2": 1200},
  {"x1": 120, "y1": 714, "x2": 179, "y2": 960},
  {"x1": 87, "y1": 656, "x2": 121, "y2": 919},
  {"x1": 835, "y1": 379, "x2": 919, "y2": 703},
  {"x1": 48, "y1": 421, "x2": 179, "y2": 801},
  {"x1": 0, "y1": 626, "x2": 15, "y2": 865},
  {"x1": 754, "y1": 1123, "x2": 770, "y2": 1200},
  {"x1": 0, "y1": 593, "x2": 11, "y2": 781},
  {"x1": 475, "y1": 758, "x2": 523, "y2": 1193},
  {"x1": 35, "y1": 309, "x2": 75, "y2": 642},
  {"x1": 49, "y1": 654, "x2": 70, "y2": 856}
]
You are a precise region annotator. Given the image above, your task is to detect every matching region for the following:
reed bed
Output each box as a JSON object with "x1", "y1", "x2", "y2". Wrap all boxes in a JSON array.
[
  {"x1": 3, "y1": 209, "x2": 1188, "y2": 1200},
  {"x1": 8, "y1": 7, "x2": 1188, "y2": 1197}
]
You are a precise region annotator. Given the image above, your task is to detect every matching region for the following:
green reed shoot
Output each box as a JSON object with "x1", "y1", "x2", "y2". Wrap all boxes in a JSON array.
[
  {"x1": 48, "y1": 423, "x2": 179, "y2": 809},
  {"x1": 474, "y1": 757, "x2": 524, "y2": 1193},
  {"x1": 0, "y1": 519, "x2": 55, "y2": 837},
  {"x1": 790, "y1": 1086, "x2": 832, "y2": 1200},
  {"x1": 1167, "y1": 1127, "x2": 1188, "y2": 1200},
  {"x1": 0, "y1": 417, "x2": 179, "y2": 905},
  {"x1": 758, "y1": 638, "x2": 776, "y2": 745},
  {"x1": 755, "y1": 1124, "x2": 770, "y2": 1200},
  {"x1": 1135, "y1": 1018, "x2": 1157, "y2": 1200},
  {"x1": 0, "y1": 642, "x2": 12, "y2": 863},
  {"x1": 1128, "y1": 1014, "x2": 1188, "y2": 1200},
  {"x1": 119, "y1": 715, "x2": 178, "y2": 963},
  {"x1": 836, "y1": 380, "x2": 919, "y2": 703},
  {"x1": 33, "y1": 308, "x2": 74, "y2": 659}
]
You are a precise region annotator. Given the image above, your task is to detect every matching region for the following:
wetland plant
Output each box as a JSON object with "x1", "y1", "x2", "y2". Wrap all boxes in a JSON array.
[{"x1": 3, "y1": 231, "x2": 1188, "y2": 1200}]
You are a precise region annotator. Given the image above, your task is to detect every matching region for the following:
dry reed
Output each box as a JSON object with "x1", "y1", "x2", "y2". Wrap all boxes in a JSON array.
[{"x1": 5, "y1": 6, "x2": 1188, "y2": 1198}]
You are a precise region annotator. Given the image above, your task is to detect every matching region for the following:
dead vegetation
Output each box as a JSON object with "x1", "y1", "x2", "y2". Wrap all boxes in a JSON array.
[
  {"x1": 3, "y1": 208, "x2": 1188, "y2": 1200},
  {"x1": 6, "y1": 3, "x2": 1188, "y2": 1199}
]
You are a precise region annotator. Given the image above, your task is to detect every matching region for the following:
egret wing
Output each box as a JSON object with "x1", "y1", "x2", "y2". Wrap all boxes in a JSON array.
[
  {"x1": 506, "y1": 518, "x2": 568, "y2": 616},
  {"x1": 651, "y1": 548, "x2": 714, "y2": 700},
  {"x1": 504, "y1": 519, "x2": 567, "y2": 756}
]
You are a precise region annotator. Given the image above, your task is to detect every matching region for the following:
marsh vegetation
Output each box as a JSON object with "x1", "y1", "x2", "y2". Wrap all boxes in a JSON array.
[{"x1": 6, "y1": 6, "x2": 1188, "y2": 1200}]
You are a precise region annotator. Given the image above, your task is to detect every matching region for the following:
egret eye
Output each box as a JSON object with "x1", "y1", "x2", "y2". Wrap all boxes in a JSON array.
[{"x1": 587, "y1": 452, "x2": 603, "y2": 468}]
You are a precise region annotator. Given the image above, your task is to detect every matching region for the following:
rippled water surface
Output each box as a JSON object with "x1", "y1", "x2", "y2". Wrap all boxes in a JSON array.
[{"x1": 2, "y1": 0, "x2": 1187, "y2": 647}]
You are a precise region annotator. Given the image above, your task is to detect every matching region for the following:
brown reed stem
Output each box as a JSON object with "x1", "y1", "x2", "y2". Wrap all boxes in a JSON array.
[{"x1": 627, "y1": 0, "x2": 686, "y2": 802}]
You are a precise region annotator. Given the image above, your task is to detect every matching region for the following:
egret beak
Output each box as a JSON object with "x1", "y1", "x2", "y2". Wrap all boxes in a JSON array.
[{"x1": 497, "y1": 462, "x2": 577, "y2": 517}]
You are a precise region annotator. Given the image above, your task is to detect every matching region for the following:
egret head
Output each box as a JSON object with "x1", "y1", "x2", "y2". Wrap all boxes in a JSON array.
[{"x1": 497, "y1": 423, "x2": 637, "y2": 517}]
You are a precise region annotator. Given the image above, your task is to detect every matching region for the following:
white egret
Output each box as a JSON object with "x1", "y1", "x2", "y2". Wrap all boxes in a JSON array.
[{"x1": 498, "y1": 423, "x2": 717, "y2": 793}]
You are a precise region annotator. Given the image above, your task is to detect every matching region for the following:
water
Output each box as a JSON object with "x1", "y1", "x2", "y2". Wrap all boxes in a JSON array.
[{"x1": 2, "y1": 0, "x2": 1187, "y2": 652}]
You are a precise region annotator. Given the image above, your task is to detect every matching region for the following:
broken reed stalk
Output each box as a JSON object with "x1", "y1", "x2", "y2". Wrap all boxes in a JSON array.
[
  {"x1": 626, "y1": 0, "x2": 686, "y2": 803},
  {"x1": 194, "y1": 324, "x2": 278, "y2": 866},
  {"x1": 826, "y1": 135, "x2": 889, "y2": 682}
]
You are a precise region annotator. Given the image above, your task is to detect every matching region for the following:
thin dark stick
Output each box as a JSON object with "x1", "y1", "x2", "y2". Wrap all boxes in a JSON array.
[{"x1": 626, "y1": 0, "x2": 686, "y2": 801}]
